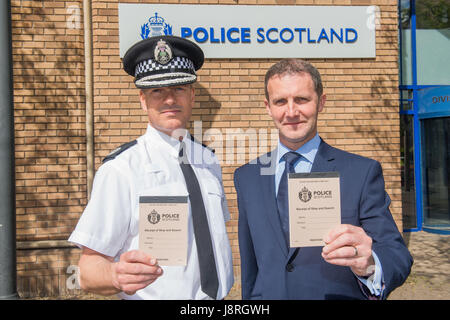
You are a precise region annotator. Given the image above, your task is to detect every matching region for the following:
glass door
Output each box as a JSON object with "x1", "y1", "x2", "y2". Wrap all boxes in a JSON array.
[
  {"x1": 417, "y1": 86, "x2": 450, "y2": 233},
  {"x1": 421, "y1": 117, "x2": 450, "y2": 230}
]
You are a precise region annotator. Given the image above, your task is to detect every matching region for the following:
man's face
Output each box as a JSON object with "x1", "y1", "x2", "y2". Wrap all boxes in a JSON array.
[
  {"x1": 265, "y1": 72, "x2": 326, "y2": 150},
  {"x1": 139, "y1": 84, "x2": 195, "y2": 136}
]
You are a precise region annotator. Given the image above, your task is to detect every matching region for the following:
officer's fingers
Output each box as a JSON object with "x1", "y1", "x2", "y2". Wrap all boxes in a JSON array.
[
  {"x1": 111, "y1": 262, "x2": 162, "y2": 292},
  {"x1": 116, "y1": 271, "x2": 163, "y2": 286},
  {"x1": 115, "y1": 260, "x2": 163, "y2": 276},
  {"x1": 120, "y1": 250, "x2": 158, "y2": 266},
  {"x1": 121, "y1": 278, "x2": 159, "y2": 296},
  {"x1": 127, "y1": 263, "x2": 163, "y2": 276}
]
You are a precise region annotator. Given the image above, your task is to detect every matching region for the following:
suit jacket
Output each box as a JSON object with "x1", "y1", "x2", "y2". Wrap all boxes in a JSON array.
[{"x1": 234, "y1": 139, "x2": 413, "y2": 300}]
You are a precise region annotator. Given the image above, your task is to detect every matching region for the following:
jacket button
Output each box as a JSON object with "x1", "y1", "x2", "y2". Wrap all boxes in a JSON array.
[{"x1": 286, "y1": 263, "x2": 294, "y2": 272}]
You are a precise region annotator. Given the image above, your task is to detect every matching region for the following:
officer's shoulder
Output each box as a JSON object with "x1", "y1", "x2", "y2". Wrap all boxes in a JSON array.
[
  {"x1": 102, "y1": 140, "x2": 138, "y2": 163},
  {"x1": 190, "y1": 135, "x2": 215, "y2": 153}
]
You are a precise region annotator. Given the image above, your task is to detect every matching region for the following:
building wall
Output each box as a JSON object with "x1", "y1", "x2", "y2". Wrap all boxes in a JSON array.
[
  {"x1": 12, "y1": 0, "x2": 86, "y2": 298},
  {"x1": 12, "y1": 0, "x2": 401, "y2": 298}
]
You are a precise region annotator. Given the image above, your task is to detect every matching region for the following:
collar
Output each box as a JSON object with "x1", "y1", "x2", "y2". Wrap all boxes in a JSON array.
[
  {"x1": 277, "y1": 133, "x2": 321, "y2": 165},
  {"x1": 143, "y1": 123, "x2": 189, "y2": 159}
]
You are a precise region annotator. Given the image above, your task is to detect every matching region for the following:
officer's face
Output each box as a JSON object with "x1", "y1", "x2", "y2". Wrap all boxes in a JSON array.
[
  {"x1": 265, "y1": 72, "x2": 326, "y2": 150},
  {"x1": 139, "y1": 84, "x2": 195, "y2": 136}
]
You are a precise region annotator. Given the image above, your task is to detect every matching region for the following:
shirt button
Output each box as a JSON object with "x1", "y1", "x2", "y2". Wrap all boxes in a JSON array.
[{"x1": 286, "y1": 263, "x2": 294, "y2": 272}]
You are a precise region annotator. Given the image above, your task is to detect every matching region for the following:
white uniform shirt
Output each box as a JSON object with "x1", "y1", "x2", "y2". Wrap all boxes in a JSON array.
[{"x1": 69, "y1": 124, "x2": 234, "y2": 300}]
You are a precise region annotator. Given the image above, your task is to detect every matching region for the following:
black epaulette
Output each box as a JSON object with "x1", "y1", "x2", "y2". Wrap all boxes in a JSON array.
[
  {"x1": 102, "y1": 140, "x2": 138, "y2": 163},
  {"x1": 189, "y1": 134, "x2": 215, "y2": 153}
]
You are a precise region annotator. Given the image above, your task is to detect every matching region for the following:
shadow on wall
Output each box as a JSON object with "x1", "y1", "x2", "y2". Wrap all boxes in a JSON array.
[
  {"x1": 351, "y1": 72, "x2": 400, "y2": 154},
  {"x1": 13, "y1": 3, "x2": 87, "y2": 298},
  {"x1": 14, "y1": 5, "x2": 87, "y2": 241},
  {"x1": 348, "y1": 34, "x2": 400, "y2": 157},
  {"x1": 188, "y1": 82, "x2": 222, "y2": 135}
]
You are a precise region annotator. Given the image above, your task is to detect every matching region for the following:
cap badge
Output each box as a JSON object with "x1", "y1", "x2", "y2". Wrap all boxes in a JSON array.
[{"x1": 154, "y1": 39, "x2": 172, "y2": 65}]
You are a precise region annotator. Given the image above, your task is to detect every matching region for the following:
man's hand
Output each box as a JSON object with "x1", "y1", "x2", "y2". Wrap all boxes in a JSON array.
[
  {"x1": 111, "y1": 250, "x2": 163, "y2": 295},
  {"x1": 321, "y1": 224, "x2": 375, "y2": 277}
]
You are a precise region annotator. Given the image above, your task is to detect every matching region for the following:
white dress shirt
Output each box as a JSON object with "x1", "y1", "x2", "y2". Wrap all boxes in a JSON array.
[{"x1": 69, "y1": 124, "x2": 234, "y2": 299}]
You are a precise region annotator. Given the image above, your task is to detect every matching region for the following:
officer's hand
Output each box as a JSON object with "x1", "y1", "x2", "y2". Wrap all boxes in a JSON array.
[
  {"x1": 321, "y1": 224, "x2": 375, "y2": 277},
  {"x1": 111, "y1": 250, "x2": 163, "y2": 295}
]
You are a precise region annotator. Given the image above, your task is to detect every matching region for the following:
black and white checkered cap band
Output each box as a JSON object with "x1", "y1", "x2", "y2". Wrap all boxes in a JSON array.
[{"x1": 134, "y1": 56, "x2": 195, "y2": 78}]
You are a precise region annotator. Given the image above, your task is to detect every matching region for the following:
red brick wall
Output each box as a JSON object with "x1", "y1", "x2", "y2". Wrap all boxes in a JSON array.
[{"x1": 12, "y1": 0, "x2": 87, "y2": 297}]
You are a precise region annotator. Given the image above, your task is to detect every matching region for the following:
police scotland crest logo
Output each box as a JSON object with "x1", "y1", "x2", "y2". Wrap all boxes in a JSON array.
[
  {"x1": 154, "y1": 39, "x2": 172, "y2": 65},
  {"x1": 299, "y1": 186, "x2": 312, "y2": 203},
  {"x1": 148, "y1": 209, "x2": 161, "y2": 224},
  {"x1": 140, "y1": 12, "x2": 172, "y2": 39}
]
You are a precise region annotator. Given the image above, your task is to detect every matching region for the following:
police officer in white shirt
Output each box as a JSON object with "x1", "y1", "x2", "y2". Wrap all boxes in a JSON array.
[{"x1": 69, "y1": 36, "x2": 234, "y2": 300}]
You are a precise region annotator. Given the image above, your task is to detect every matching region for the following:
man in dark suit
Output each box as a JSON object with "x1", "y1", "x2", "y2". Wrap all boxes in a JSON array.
[{"x1": 234, "y1": 59, "x2": 413, "y2": 300}]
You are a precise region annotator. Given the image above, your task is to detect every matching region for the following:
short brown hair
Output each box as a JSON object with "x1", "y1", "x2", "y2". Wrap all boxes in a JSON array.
[{"x1": 264, "y1": 59, "x2": 323, "y2": 100}]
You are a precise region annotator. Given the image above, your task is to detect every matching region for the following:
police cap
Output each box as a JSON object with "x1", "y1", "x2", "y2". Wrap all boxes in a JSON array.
[{"x1": 122, "y1": 35, "x2": 204, "y2": 89}]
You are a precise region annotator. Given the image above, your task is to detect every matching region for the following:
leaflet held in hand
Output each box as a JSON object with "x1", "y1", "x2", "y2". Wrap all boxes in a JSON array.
[
  {"x1": 139, "y1": 196, "x2": 188, "y2": 266},
  {"x1": 288, "y1": 172, "x2": 341, "y2": 247}
]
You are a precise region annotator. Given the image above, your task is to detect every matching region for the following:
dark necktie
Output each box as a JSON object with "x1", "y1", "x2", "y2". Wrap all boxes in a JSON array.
[
  {"x1": 178, "y1": 141, "x2": 219, "y2": 299},
  {"x1": 277, "y1": 151, "x2": 302, "y2": 246}
]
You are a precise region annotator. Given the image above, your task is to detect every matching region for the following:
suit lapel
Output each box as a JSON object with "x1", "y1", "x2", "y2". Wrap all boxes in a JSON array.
[
  {"x1": 287, "y1": 138, "x2": 337, "y2": 260},
  {"x1": 258, "y1": 151, "x2": 289, "y2": 257},
  {"x1": 311, "y1": 139, "x2": 336, "y2": 173}
]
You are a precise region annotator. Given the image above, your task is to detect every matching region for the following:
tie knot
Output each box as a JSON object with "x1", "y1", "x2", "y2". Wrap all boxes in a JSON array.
[
  {"x1": 282, "y1": 151, "x2": 301, "y2": 166},
  {"x1": 178, "y1": 141, "x2": 186, "y2": 158}
]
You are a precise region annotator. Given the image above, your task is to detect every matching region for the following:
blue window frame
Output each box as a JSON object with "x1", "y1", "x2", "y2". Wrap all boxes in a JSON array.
[{"x1": 399, "y1": 0, "x2": 450, "y2": 234}]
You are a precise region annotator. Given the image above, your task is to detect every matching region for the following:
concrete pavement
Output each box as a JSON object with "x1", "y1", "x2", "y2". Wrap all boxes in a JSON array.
[{"x1": 388, "y1": 231, "x2": 450, "y2": 300}]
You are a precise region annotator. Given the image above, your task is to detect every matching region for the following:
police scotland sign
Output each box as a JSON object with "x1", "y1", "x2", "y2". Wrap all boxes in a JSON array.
[{"x1": 118, "y1": 4, "x2": 376, "y2": 59}]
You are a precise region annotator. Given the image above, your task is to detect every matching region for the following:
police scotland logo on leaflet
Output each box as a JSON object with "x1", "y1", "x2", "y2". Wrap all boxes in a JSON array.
[
  {"x1": 299, "y1": 187, "x2": 313, "y2": 203},
  {"x1": 118, "y1": 4, "x2": 376, "y2": 59},
  {"x1": 148, "y1": 209, "x2": 161, "y2": 225}
]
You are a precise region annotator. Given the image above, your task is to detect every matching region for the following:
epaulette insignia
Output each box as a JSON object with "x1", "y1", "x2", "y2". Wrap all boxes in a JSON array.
[{"x1": 102, "y1": 140, "x2": 138, "y2": 163}]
